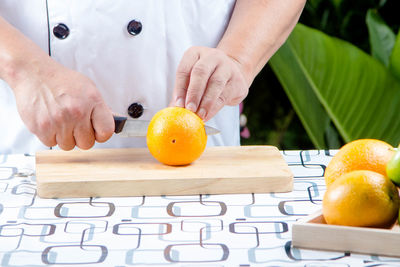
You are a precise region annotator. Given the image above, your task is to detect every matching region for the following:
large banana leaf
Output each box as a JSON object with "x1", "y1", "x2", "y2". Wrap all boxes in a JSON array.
[
  {"x1": 269, "y1": 24, "x2": 400, "y2": 148},
  {"x1": 390, "y1": 30, "x2": 400, "y2": 80},
  {"x1": 366, "y1": 9, "x2": 395, "y2": 67}
]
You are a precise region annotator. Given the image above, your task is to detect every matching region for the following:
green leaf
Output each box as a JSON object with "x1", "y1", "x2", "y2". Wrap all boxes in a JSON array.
[
  {"x1": 331, "y1": 0, "x2": 343, "y2": 10},
  {"x1": 307, "y1": 0, "x2": 322, "y2": 8},
  {"x1": 378, "y1": 0, "x2": 388, "y2": 8},
  {"x1": 270, "y1": 24, "x2": 400, "y2": 148},
  {"x1": 324, "y1": 121, "x2": 342, "y2": 149},
  {"x1": 366, "y1": 9, "x2": 395, "y2": 66},
  {"x1": 269, "y1": 36, "x2": 341, "y2": 149},
  {"x1": 389, "y1": 30, "x2": 400, "y2": 80},
  {"x1": 269, "y1": 34, "x2": 330, "y2": 148}
]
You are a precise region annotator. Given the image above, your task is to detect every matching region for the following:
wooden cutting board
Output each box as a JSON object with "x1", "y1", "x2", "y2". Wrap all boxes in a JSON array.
[{"x1": 36, "y1": 145, "x2": 293, "y2": 198}]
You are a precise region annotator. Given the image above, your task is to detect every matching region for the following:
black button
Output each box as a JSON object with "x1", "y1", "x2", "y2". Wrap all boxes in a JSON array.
[
  {"x1": 53, "y1": 23, "x2": 70, "y2": 39},
  {"x1": 128, "y1": 103, "x2": 144, "y2": 118},
  {"x1": 127, "y1": 20, "x2": 142, "y2": 36}
]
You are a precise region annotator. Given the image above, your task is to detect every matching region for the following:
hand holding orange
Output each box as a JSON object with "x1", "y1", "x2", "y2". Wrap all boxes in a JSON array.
[{"x1": 146, "y1": 107, "x2": 207, "y2": 166}]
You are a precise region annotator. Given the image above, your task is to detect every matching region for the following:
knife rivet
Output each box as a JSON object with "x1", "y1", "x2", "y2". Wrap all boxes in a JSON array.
[
  {"x1": 128, "y1": 103, "x2": 144, "y2": 118},
  {"x1": 53, "y1": 23, "x2": 70, "y2": 39}
]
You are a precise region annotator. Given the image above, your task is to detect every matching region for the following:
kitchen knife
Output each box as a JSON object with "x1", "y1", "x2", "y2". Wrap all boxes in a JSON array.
[{"x1": 113, "y1": 115, "x2": 220, "y2": 137}]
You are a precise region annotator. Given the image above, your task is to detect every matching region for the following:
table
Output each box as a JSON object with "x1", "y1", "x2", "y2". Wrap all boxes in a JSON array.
[{"x1": 0, "y1": 150, "x2": 399, "y2": 266}]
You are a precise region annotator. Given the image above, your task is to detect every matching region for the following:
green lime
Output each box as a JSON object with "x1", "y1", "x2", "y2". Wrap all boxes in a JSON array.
[{"x1": 387, "y1": 146, "x2": 400, "y2": 186}]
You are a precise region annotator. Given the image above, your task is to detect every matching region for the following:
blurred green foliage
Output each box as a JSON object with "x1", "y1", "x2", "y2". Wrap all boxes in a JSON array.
[{"x1": 242, "y1": 0, "x2": 400, "y2": 149}]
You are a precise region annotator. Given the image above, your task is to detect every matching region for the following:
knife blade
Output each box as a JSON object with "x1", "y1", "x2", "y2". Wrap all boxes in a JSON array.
[{"x1": 113, "y1": 115, "x2": 220, "y2": 137}]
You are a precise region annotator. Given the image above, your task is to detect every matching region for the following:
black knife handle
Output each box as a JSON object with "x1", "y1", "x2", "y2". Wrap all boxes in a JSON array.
[{"x1": 113, "y1": 115, "x2": 127, "y2": 134}]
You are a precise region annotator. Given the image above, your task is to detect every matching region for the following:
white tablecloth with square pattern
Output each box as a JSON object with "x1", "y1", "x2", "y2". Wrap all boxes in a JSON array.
[{"x1": 0, "y1": 150, "x2": 399, "y2": 266}]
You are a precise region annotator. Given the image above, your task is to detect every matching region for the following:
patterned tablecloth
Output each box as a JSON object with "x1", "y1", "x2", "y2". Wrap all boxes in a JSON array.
[{"x1": 0, "y1": 150, "x2": 399, "y2": 267}]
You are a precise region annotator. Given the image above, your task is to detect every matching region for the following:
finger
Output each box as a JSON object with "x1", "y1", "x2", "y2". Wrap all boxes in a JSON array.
[
  {"x1": 203, "y1": 92, "x2": 227, "y2": 122},
  {"x1": 34, "y1": 118, "x2": 57, "y2": 147},
  {"x1": 39, "y1": 135, "x2": 57, "y2": 147},
  {"x1": 74, "y1": 118, "x2": 96, "y2": 150},
  {"x1": 37, "y1": 129, "x2": 57, "y2": 148},
  {"x1": 91, "y1": 102, "x2": 115, "y2": 143},
  {"x1": 196, "y1": 65, "x2": 230, "y2": 120},
  {"x1": 56, "y1": 126, "x2": 76, "y2": 151},
  {"x1": 185, "y1": 58, "x2": 218, "y2": 113},
  {"x1": 225, "y1": 73, "x2": 249, "y2": 106},
  {"x1": 204, "y1": 75, "x2": 248, "y2": 121},
  {"x1": 172, "y1": 48, "x2": 200, "y2": 108}
]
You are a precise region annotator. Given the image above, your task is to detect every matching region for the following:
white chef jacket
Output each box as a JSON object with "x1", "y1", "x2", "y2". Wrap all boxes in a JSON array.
[{"x1": 0, "y1": 0, "x2": 240, "y2": 154}]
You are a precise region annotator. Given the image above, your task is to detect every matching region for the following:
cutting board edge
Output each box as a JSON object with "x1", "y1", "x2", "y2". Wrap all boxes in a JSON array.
[
  {"x1": 35, "y1": 167, "x2": 293, "y2": 182},
  {"x1": 37, "y1": 175, "x2": 294, "y2": 199}
]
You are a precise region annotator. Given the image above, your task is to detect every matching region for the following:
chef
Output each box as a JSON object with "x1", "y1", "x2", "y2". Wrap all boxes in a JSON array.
[{"x1": 0, "y1": 0, "x2": 306, "y2": 154}]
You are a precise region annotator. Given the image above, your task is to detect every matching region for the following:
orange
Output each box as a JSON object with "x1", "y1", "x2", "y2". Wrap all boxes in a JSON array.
[
  {"x1": 322, "y1": 170, "x2": 399, "y2": 227},
  {"x1": 324, "y1": 139, "x2": 394, "y2": 187},
  {"x1": 146, "y1": 107, "x2": 207, "y2": 166}
]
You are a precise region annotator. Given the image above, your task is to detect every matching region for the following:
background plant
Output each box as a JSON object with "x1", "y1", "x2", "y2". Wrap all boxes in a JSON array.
[{"x1": 242, "y1": 0, "x2": 400, "y2": 149}]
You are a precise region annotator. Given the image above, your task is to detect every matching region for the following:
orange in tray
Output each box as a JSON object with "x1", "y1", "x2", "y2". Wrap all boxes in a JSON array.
[
  {"x1": 324, "y1": 139, "x2": 394, "y2": 187},
  {"x1": 146, "y1": 107, "x2": 207, "y2": 166},
  {"x1": 323, "y1": 170, "x2": 399, "y2": 227}
]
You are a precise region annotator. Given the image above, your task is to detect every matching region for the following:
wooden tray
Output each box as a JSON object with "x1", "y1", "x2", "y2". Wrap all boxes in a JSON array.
[
  {"x1": 292, "y1": 211, "x2": 400, "y2": 257},
  {"x1": 36, "y1": 145, "x2": 293, "y2": 198}
]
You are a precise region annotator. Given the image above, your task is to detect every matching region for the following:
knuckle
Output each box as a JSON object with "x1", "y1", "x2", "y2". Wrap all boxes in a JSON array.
[
  {"x1": 87, "y1": 90, "x2": 102, "y2": 103},
  {"x1": 58, "y1": 102, "x2": 87, "y2": 122},
  {"x1": 68, "y1": 104, "x2": 85, "y2": 120},
  {"x1": 209, "y1": 76, "x2": 226, "y2": 88},
  {"x1": 52, "y1": 111, "x2": 64, "y2": 126},
  {"x1": 185, "y1": 89, "x2": 202, "y2": 100},
  {"x1": 225, "y1": 83, "x2": 248, "y2": 106},
  {"x1": 217, "y1": 95, "x2": 226, "y2": 105},
  {"x1": 236, "y1": 88, "x2": 249, "y2": 101},
  {"x1": 36, "y1": 119, "x2": 51, "y2": 133},
  {"x1": 206, "y1": 49, "x2": 224, "y2": 62},
  {"x1": 239, "y1": 89, "x2": 249, "y2": 100},
  {"x1": 201, "y1": 96, "x2": 215, "y2": 108},
  {"x1": 176, "y1": 67, "x2": 191, "y2": 78},
  {"x1": 210, "y1": 48, "x2": 222, "y2": 57},
  {"x1": 192, "y1": 64, "x2": 209, "y2": 77},
  {"x1": 227, "y1": 94, "x2": 246, "y2": 106},
  {"x1": 229, "y1": 98, "x2": 242, "y2": 106}
]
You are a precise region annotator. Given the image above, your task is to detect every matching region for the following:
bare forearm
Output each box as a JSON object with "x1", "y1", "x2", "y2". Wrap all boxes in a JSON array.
[
  {"x1": 0, "y1": 16, "x2": 114, "y2": 150},
  {"x1": 218, "y1": 0, "x2": 306, "y2": 84},
  {"x1": 171, "y1": 0, "x2": 305, "y2": 120},
  {"x1": 0, "y1": 16, "x2": 50, "y2": 88}
]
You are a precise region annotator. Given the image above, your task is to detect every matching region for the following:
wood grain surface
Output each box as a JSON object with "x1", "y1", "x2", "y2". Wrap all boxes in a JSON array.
[
  {"x1": 36, "y1": 145, "x2": 293, "y2": 198},
  {"x1": 292, "y1": 211, "x2": 400, "y2": 257}
]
